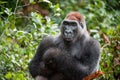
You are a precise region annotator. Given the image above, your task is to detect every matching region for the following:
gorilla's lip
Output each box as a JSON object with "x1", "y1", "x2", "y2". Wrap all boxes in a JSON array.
[{"x1": 65, "y1": 38, "x2": 73, "y2": 41}]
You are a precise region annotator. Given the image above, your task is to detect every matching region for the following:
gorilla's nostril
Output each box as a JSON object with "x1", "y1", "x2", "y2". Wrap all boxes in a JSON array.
[{"x1": 65, "y1": 30, "x2": 72, "y2": 34}]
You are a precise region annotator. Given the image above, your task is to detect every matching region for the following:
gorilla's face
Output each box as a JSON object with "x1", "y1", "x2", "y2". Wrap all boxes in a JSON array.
[{"x1": 61, "y1": 20, "x2": 79, "y2": 42}]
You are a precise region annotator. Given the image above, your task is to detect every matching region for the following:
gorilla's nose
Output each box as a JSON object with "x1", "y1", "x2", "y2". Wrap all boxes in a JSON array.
[{"x1": 65, "y1": 30, "x2": 72, "y2": 34}]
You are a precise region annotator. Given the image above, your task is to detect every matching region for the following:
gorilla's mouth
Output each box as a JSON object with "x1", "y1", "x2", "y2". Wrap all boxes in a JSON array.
[
  {"x1": 65, "y1": 38, "x2": 72, "y2": 41},
  {"x1": 64, "y1": 34, "x2": 73, "y2": 41}
]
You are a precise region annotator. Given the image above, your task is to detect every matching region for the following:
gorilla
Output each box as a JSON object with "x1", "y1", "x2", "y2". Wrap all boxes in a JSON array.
[{"x1": 29, "y1": 12, "x2": 100, "y2": 80}]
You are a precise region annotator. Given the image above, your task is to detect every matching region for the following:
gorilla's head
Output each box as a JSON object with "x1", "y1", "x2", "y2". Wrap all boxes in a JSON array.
[{"x1": 61, "y1": 12, "x2": 86, "y2": 42}]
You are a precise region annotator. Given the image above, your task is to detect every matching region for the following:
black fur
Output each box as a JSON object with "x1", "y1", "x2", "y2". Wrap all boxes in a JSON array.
[{"x1": 29, "y1": 20, "x2": 100, "y2": 80}]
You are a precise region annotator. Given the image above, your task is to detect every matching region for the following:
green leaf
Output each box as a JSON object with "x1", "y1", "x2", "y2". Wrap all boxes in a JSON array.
[{"x1": 5, "y1": 72, "x2": 12, "y2": 79}]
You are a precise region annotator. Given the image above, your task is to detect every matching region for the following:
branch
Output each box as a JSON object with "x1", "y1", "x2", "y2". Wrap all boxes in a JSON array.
[{"x1": 83, "y1": 71, "x2": 103, "y2": 80}]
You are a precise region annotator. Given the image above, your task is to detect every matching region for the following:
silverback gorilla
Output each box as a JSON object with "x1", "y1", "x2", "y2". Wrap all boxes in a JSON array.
[{"x1": 29, "y1": 12, "x2": 100, "y2": 80}]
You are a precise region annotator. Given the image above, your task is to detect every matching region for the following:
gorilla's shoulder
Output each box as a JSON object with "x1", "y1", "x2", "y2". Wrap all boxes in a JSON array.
[
  {"x1": 41, "y1": 35, "x2": 54, "y2": 44},
  {"x1": 90, "y1": 37, "x2": 99, "y2": 42},
  {"x1": 41, "y1": 35, "x2": 61, "y2": 44},
  {"x1": 43, "y1": 35, "x2": 55, "y2": 40},
  {"x1": 87, "y1": 37, "x2": 100, "y2": 48}
]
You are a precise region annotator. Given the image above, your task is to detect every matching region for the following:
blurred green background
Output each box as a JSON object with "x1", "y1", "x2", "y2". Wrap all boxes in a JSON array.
[{"x1": 0, "y1": 0, "x2": 120, "y2": 80}]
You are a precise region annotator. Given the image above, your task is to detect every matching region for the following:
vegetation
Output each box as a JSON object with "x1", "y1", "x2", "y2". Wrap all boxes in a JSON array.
[{"x1": 0, "y1": 0, "x2": 120, "y2": 80}]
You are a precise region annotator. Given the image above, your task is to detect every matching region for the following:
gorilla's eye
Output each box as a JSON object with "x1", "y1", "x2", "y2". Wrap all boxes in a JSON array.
[
  {"x1": 63, "y1": 21, "x2": 69, "y2": 25},
  {"x1": 71, "y1": 22, "x2": 77, "y2": 26}
]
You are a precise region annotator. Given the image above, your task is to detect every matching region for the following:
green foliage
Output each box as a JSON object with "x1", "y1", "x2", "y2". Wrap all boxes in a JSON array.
[
  {"x1": 0, "y1": 1, "x2": 59, "y2": 79},
  {"x1": 0, "y1": 0, "x2": 120, "y2": 80}
]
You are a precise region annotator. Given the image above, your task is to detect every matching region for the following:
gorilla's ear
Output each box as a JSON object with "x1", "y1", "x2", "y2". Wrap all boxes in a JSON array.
[{"x1": 80, "y1": 23, "x2": 84, "y2": 28}]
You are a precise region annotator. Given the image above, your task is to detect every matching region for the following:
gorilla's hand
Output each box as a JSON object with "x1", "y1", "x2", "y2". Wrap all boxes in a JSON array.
[{"x1": 43, "y1": 48, "x2": 61, "y2": 69}]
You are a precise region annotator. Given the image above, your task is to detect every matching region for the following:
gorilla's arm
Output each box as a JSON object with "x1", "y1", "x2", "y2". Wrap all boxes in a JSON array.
[
  {"x1": 56, "y1": 40, "x2": 100, "y2": 79},
  {"x1": 29, "y1": 36, "x2": 55, "y2": 78}
]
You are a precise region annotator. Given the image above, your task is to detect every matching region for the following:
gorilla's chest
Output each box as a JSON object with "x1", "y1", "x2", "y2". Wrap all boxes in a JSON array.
[
  {"x1": 70, "y1": 44, "x2": 84, "y2": 57},
  {"x1": 58, "y1": 42, "x2": 84, "y2": 57}
]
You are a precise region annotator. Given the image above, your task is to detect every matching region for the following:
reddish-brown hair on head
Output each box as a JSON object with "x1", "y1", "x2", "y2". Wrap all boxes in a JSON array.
[{"x1": 65, "y1": 12, "x2": 84, "y2": 22}]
